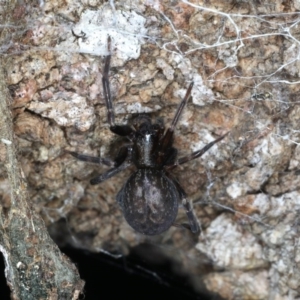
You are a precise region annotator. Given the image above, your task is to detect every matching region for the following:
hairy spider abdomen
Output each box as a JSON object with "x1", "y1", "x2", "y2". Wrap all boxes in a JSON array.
[{"x1": 117, "y1": 169, "x2": 179, "y2": 235}]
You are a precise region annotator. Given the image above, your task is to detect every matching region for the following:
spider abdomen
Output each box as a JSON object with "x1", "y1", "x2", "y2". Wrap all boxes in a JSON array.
[{"x1": 117, "y1": 169, "x2": 179, "y2": 235}]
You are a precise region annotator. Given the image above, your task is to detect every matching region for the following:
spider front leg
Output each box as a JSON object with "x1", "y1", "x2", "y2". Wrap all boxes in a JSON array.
[
  {"x1": 156, "y1": 82, "x2": 193, "y2": 165},
  {"x1": 102, "y1": 37, "x2": 133, "y2": 137}
]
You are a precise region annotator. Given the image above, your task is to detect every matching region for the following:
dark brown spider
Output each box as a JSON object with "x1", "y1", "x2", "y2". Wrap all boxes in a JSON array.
[{"x1": 67, "y1": 38, "x2": 228, "y2": 235}]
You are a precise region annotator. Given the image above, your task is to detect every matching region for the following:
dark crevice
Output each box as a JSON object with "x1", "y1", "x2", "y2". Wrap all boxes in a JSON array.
[
  {"x1": 0, "y1": 253, "x2": 11, "y2": 300},
  {"x1": 61, "y1": 244, "x2": 219, "y2": 300}
]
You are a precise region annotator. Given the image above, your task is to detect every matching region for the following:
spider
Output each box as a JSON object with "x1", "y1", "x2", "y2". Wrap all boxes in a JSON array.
[{"x1": 67, "y1": 39, "x2": 228, "y2": 235}]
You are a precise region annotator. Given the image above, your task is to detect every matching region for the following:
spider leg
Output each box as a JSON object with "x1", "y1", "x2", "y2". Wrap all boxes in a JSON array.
[
  {"x1": 102, "y1": 37, "x2": 134, "y2": 137},
  {"x1": 181, "y1": 198, "x2": 200, "y2": 234},
  {"x1": 157, "y1": 82, "x2": 193, "y2": 163},
  {"x1": 90, "y1": 158, "x2": 132, "y2": 185},
  {"x1": 173, "y1": 180, "x2": 200, "y2": 234},
  {"x1": 172, "y1": 223, "x2": 193, "y2": 230},
  {"x1": 166, "y1": 132, "x2": 229, "y2": 170},
  {"x1": 66, "y1": 150, "x2": 114, "y2": 167},
  {"x1": 90, "y1": 147, "x2": 133, "y2": 185},
  {"x1": 169, "y1": 176, "x2": 200, "y2": 234}
]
